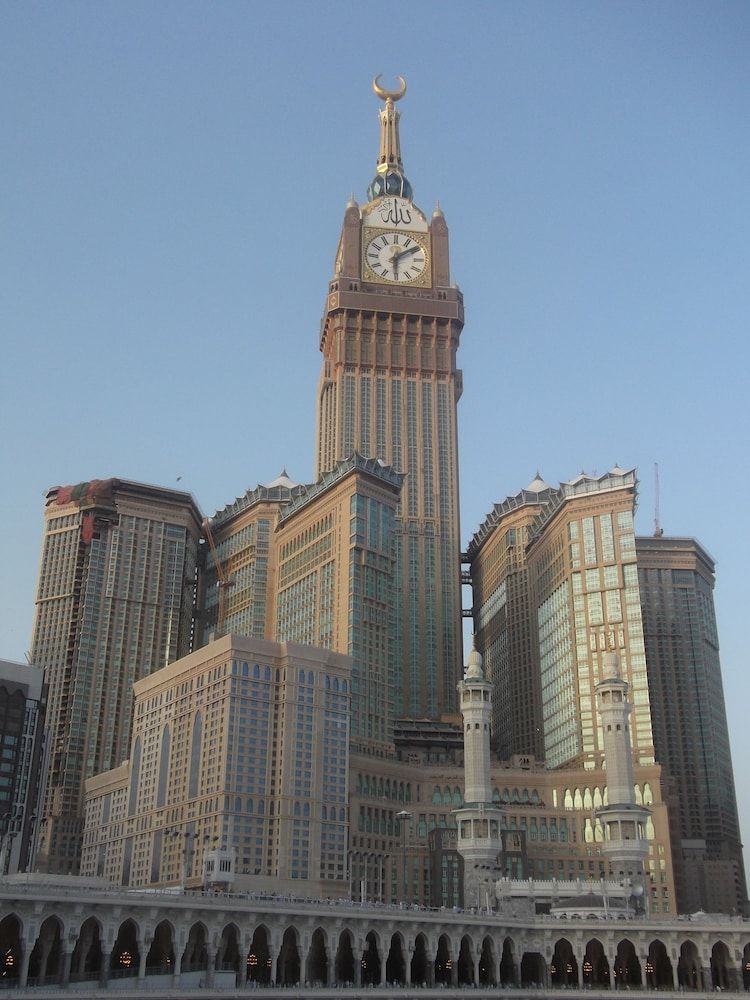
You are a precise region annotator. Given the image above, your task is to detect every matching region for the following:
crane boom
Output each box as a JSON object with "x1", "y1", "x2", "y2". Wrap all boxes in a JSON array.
[{"x1": 203, "y1": 519, "x2": 232, "y2": 635}]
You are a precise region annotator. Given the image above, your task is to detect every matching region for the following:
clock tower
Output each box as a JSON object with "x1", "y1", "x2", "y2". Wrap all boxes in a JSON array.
[{"x1": 316, "y1": 77, "x2": 464, "y2": 719}]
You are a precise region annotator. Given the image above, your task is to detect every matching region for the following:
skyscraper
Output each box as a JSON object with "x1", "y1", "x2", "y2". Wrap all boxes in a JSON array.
[
  {"x1": 202, "y1": 472, "x2": 304, "y2": 645},
  {"x1": 636, "y1": 535, "x2": 747, "y2": 914},
  {"x1": 470, "y1": 468, "x2": 655, "y2": 772},
  {"x1": 274, "y1": 454, "x2": 403, "y2": 749},
  {"x1": 30, "y1": 478, "x2": 203, "y2": 873},
  {"x1": 525, "y1": 468, "x2": 655, "y2": 771},
  {"x1": 81, "y1": 635, "x2": 352, "y2": 898},
  {"x1": 465, "y1": 475, "x2": 553, "y2": 760},
  {"x1": 0, "y1": 659, "x2": 46, "y2": 875},
  {"x1": 315, "y1": 78, "x2": 464, "y2": 719}
]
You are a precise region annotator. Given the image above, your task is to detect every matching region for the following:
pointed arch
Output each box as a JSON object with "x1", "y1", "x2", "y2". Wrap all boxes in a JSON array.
[
  {"x1": 246, "y1": 924, "x2": 271, "y2": 984},
  {"x1": 583, "y1": 938, "x2": 609, "y2": 987},
  {"x1": 145, "y1": 920, "x2": 174, "y2": 975},
  {"x1": 551, "y1": 938, "x2": 578, "y2": 987},
  {"x1": 385, "y1": 932, "x2": 406, "y2": 985},
  {"x1": 361, "y1": 930, "x2": 381, "y2": 986},
  {"x1": 479, "y1": 936, "x2": 496, "y2": 985},
  {"x1": 710, "y1": 940, "x2": 733, "y2": 991},
  {"x1": 410, "y1": 933, "x2": 431, "y2": 987},
  {"x1": 216, "y1": 923, "x2": 240, "y2": 974},
  {"x1": 28, "y1": 915, "x2": 64, "y2": 985},
  {"x1": 305, "y1": 927, "x2": 328, "y2": 986},
  {"x1": 677, "y1": 939, "x2": 701, "y2": 991},
  {"x1": 276, "y1": 926, "x2": 300, "y2": 986},
  {"x1": 182, "y1": 922, "x2": 208, "y2": 973},
  {"x1": 434, "y1": 934, "x2": 452, "y2": 985},
  {"x1": 110, "y1": 918, "x2": 140, "y2": 979},
  {"x1": 334, "y1": 929, "x2": 355, "y2": 985},
  {"x1": 615, "y1": 938, "x2": 642, "y2": 988},
  {"x1": 457, "y1": 935, "x2": 474, "y2": 985},
  {"x1": 0, "y1": 914, "x2": 22, "y2": 987},
  {"x1": 646, "y1": 940, "x2": 673, "y2": 989}
]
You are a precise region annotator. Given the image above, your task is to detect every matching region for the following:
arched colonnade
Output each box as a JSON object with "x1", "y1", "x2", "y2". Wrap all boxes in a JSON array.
[{"x1": 1, "y1": 900, "x2": 749, "y2": 992}]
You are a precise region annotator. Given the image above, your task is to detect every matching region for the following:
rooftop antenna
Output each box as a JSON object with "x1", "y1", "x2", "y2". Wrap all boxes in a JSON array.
[{"x1": 654, "y1": 463, "x2": 664, "y2": 537}]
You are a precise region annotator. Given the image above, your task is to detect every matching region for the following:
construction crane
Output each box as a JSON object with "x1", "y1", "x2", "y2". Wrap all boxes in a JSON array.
[
  {"x1": 202, "y1": 519, "x2": 233, "y2": 636},
  {"x1": 653, "y1": 463, "x2": 664, "y2": 538}
]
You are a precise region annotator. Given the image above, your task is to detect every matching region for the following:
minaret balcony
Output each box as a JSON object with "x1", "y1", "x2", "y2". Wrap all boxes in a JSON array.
[{"x1": 600, "y1": 837, "x2": 650, "y2": 863}]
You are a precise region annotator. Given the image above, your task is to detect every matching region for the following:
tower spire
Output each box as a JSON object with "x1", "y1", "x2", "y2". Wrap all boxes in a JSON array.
[{"x1": 367, "y1": 75, "x2": 413, "y2": 202}]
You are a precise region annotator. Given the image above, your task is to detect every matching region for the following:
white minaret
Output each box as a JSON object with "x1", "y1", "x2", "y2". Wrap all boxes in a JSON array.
[
  {"x1": 455, "y1": 643, "x2": 503, "y2": 910},
  {"x1": 595, "y1": 651, "x2": 650, "y2": 911}
]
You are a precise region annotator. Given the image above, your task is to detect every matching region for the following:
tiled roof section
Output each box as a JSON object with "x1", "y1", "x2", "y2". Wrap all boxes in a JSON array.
[
  {"x1": 466, "y1": 478, "x2": 555, "y2": 559},
  {"x1": 466, "y1": 466, "x2": 637, "y2": 559},
  {"x1": 527, "y1": 466, "x2": 637, "y2": 546},
  {"x1": 277, "y1": 452, "x2": 404, "y2": 525},
  {"x1": 210, "y1": 480, "x2": 307, "y2": 527}
]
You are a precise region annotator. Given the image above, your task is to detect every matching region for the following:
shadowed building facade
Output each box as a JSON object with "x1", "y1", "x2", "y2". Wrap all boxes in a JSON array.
[
  {"x1": 465, "y1": 475, "x2": 553, "y2": 760},
  {"x1": 0, "y1": 659, "x2": 47, "y2": 875},
  {"x1": 29, "y1": 479, "x2": 203, "y2": 874},
  {"x1": 274, "y1": 454, "x2": 403, "y2": 750},
  {"x1": 201, "y1": 473, "x2": 305, "y2": 646},
  {"x1": 636, "y1": 535, "x2": 747, "y2": 915}
]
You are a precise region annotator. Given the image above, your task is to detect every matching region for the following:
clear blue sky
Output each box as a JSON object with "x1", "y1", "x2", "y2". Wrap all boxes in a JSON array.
[{"x1": 3, "y1": 2, "x2": 749, "y2": 873}]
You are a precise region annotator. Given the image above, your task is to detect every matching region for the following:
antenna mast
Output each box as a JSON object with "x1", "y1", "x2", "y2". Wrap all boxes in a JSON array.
[{"x1": 654, "y1": 463, "x2": 664, "y2": 537}]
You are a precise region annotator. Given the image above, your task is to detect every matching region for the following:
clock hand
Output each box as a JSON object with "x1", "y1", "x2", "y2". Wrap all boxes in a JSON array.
[{"x1": 392, "y1": 245, "x2": 422, "y2": 263}]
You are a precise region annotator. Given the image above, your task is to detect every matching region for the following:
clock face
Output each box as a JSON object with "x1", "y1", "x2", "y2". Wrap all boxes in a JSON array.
[{"x1": 364, "y1": 231, "x2": 428, "y2": 284}]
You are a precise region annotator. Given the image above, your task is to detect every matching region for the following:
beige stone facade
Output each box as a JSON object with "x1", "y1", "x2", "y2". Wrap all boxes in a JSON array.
[
  {"x1": 348, "y1": 745, "x2": 676, "y2": 915},
  {"x1": 81, "y1": 635, "x2": 352, "y2": 899}
]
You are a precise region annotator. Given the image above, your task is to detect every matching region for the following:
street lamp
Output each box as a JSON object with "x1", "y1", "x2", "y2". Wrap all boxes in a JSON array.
[{"x1": 395, "y1": 810, "x2": 411, "y2": 905}]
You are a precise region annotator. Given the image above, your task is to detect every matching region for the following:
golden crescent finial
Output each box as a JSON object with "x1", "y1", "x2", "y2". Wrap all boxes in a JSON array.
[{"x1": 373, "y1": 75, "x2": 407, "y2": 102}]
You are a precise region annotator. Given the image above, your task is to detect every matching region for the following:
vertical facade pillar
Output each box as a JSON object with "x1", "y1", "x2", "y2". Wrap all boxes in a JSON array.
[
  {"x1": 728, "y1": 962, "x2": 742, "y2": 992},
  {"x1": 137, "y1": 941, "x2": 147, "y2": 982},
  {"x1": 172, "y1": 948, "x2": 182, "y2": 987},
  {"x1": 99, "y1": 949, "x2": 111, "y2": 987},
  {"x1": 353, "y1": 947, "x2": 362, "y2": 987},
  {"x1": 61, "y1": 947, "x2": 73, "y2": 985},
  {"x1": 205, "y1": 944, "x2": 216, "y2": 988},
  {"x1": 19, "y1": 942, "x2": 31, "y2": 988},
  {"x1": 37, "y1": 937, "x2": 52, "y2": 981},
  {"x1": 267, "y1": 931, "x2": 280, "y2": 985}
]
